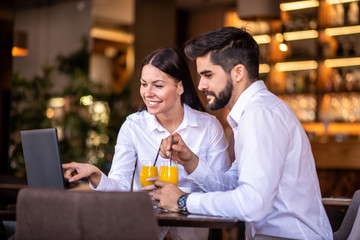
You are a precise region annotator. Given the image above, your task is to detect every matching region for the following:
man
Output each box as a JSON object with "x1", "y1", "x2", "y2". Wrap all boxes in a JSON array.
[{"x1": 152, "y1": 27, "x2": 333, "y2": 239}]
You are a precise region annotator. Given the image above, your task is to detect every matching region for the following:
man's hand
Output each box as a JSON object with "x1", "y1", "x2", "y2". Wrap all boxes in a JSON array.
[
  {"x1": 62, "y1": 162, "x2": 102, "y2": 187},
  {"x1": 159, "y1": 133, "x2": 199, "y2": 174},
  {"x1": 152, "y1": 180, "x2": 185, "y2": 212},
  {"x1": 141, "y1": 176, "x2": 158, "y2": 191}
]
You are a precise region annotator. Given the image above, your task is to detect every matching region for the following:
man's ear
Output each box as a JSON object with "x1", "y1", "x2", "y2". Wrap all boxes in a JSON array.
[{"x1": 232, "y1": 64, "x2": 245, "y2": 82}]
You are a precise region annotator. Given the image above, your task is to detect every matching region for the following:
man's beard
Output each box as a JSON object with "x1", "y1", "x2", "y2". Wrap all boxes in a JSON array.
[{"x1": 205, "y1": 76, "x2": 233, "y2": 111}]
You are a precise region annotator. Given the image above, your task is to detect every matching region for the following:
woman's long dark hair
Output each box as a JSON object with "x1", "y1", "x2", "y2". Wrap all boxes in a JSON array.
[{"x1": 138, "y1": 47, "x2": 205, "y2": 112}]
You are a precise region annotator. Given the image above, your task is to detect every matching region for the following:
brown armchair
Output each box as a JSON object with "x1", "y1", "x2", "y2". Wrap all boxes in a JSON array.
[
  {"x1": 12, "y1": 188, "x2": 160, "y2": 240},
  {"x1": 333, "y1": 190, "x2": 360, "y2": 240}
]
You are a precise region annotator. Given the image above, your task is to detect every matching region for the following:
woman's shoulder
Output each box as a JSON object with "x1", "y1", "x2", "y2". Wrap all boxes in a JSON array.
[
  {"x1": 125, "y1": 110, "x2": 152, "y2": 123},
  {"x1": 185, "y1": 105, "x2": 220, "y2": 125}
]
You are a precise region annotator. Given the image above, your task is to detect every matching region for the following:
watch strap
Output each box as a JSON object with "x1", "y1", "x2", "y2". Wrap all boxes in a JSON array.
[{"x1": 177, "y1": 193, "x2": 189, "y2": 214}]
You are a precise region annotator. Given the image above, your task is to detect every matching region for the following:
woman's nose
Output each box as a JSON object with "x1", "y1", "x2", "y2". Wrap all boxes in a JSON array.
[{"x1": 144, "y1": 86, "x2": 154, "y2": 96}]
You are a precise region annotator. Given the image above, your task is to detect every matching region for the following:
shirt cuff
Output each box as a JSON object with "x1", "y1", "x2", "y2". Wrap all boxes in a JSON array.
[
  {"x1": 186, "y1": 192, "x2": 203, "y2": 214},
  {"x1": 89, "y1": 172, "x2": 106, "y2": 190}
]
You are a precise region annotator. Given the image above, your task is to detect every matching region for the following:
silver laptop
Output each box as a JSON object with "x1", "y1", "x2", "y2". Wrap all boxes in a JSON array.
[{"x1": 20, "y1": 128, "x2": 67, "y2": 189}]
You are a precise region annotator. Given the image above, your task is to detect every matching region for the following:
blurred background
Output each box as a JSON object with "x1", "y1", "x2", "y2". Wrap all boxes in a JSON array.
[{"x1": 1, "y1": 0, "x2": 360, "y2": 198}]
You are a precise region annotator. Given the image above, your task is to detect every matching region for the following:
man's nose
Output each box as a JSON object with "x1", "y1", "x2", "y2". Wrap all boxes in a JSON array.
[{"x1": 198, "y1": 77, "x2": 208, "y2": 91}]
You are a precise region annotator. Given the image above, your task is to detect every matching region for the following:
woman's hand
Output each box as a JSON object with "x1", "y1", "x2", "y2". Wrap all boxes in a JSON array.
[
  {"x1": 62, "y1": 162, "x2": 102, "y2": 188},
  {"x1": 159, "y1": 133, "x2": 199, "y2": 174}
]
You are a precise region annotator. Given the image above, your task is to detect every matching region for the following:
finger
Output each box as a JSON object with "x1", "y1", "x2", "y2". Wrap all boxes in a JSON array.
[
  {"x1": 171, "y1": 133, "x2": 183, "y2": 145},
  {"x1": 69, "y1": 173, "x2": 84, "y2": 183},
  {"x1": 62, "y1": 163, "x2": 74, "y2": 169},
  {"x1": 64, "y1": 168, "x2": 76, "y2": 178},
  {"x1": 164, "y1": 136, "x2": 173, "y2": 151},
  {"x1": 152, "y1": 188, "x2": 160, "y2": 201},
  {"x1": 159, "y1": 150, "x2": 168, "y2": 159},
  {"x1": 172, "y1": 136, "x2": 186, "y2": 152},
  {"x1": 154, "y1": 180, "x2": 166, "y2": 188},
  {"x1": 159, "y1": 137, "x2": 171, "y2": 158},
  {"x1": 148, "y1": 191, "x2": 155, "y2": 200},
  {"x1": 146, "y1": 176, "x2": 158, "y2": 182},
  {"x1": 142, "y1": 184, "x2": 156, "y2": 191},
  {"x1": 64, "y1": 171, "x2": 72, "y2": 180}
]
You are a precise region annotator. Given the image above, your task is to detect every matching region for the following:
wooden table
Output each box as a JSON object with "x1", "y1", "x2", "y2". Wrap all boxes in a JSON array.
[{"x1": 155, "y1": 208, "x2": 245, "y2": 240}]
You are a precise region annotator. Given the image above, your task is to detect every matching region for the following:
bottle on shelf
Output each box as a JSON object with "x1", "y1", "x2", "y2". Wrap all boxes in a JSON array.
[{"x1": 347, "y1": 2, "x2": 359, "y2": 25}]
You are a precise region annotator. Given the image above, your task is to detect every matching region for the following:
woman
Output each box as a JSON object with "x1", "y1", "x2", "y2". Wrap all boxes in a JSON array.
[{"x1": 63, "y1": 47, "x2": 230, "y2": 240}]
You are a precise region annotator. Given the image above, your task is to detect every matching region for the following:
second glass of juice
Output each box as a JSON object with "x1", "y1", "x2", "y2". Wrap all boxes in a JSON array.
[
  {"x1": 158, "y1": 160, "x2": 178, "y2": 186},
  {"x1": 140, "y1": 160, "x2": 158, "y2": 188}
]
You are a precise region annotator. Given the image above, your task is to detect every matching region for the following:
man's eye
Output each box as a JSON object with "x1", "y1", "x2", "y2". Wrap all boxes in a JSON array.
[{"x1": 205, "y1": 74, "x2": 212, "y2": 78}]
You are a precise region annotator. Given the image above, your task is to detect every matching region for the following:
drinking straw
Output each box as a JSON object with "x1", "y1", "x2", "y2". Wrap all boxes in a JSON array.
[
  {"x1": 169, "y1": 135, "x2": 174, "y2": 166},
  {"x1": 153, "y1": 139, "x2": 163, "y2": 166}
]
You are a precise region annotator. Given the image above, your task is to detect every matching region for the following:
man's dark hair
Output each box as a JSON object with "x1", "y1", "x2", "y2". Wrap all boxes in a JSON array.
[{"x1": 184, "y1": 27, "x2": 260, "y2": 81}]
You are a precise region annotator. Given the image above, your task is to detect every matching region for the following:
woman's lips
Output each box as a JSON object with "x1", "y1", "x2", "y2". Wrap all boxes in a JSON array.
[{"x1": 147, "y1": 100, "x2": 161, "y2": 107}]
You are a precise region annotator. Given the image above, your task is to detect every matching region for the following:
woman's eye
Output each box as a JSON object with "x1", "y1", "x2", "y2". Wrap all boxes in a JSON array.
[
  {"x1": 205, "y1": 74, "x2": 212, "y2": 78},
  {"x1": 141, "y1": 83, "x2": 147, "y2": 87},
  {"x1": 155, "y1": 85, "x2": 163, "y2": 88}
]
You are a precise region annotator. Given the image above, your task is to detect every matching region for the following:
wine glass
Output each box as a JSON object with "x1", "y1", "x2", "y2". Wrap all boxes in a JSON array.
[
  {"x1": 158, "y1": 160, "x2": 178, "y2": 186},
  {"x1": 139, "y1": 160, "x2": 158, "y2": 188}
]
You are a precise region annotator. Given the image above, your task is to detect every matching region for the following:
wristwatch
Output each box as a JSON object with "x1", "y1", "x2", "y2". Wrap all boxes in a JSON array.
[{"x1": 177, "y1": 193, "x2": 189, "y2": 214}]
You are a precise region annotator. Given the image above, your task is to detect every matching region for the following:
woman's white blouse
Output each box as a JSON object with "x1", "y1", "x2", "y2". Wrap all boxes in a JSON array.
[{"x1": 93, "y1": 104, "x2": 230, "y2": 192}]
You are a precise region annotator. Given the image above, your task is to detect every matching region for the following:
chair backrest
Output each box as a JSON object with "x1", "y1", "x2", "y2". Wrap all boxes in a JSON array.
[
  {"x1": 14, "y1": 188, "x2": 160, "y2": 240},
  {"x1": 348, "y1": 207, "x2": 360, "y2": 240},
  {"x1": 333, "y1": 190, "x2": 360, "y2": 240}
]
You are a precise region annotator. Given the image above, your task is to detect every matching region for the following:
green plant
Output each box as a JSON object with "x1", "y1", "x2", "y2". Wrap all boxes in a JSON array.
[
  {"x1": 9, "y1": 66, "x2": 54, "y2": 177},
  {"x1": 9, "y1": 37, "x2": 133, "y2": 177}
]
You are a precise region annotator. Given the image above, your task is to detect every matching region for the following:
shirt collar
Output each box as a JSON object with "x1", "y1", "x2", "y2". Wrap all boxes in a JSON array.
[
  {"x1": 227, "y1": 80, "x2": 267, "y2": 129},
  {"x1": 149, "y1": 104, "x2": 198, "y2": 133}
]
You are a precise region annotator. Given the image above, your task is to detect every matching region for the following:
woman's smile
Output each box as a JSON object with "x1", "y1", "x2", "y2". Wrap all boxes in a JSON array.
[{"x1": 146, "y1": 100, "x2": 162, "y2": 108}]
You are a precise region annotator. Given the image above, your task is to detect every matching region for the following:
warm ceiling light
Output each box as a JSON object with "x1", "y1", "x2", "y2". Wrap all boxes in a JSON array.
[
  {"x1": 276, "y1": 33, "x2": 284, "y2": 42},
  {"x1": 253, "y1": 34, "x2": 271, "y2": 44},
  {"x1": 259, "y1": 64, "x2": 270, "y2": 73},
  {"x1": 279, "y1": 42, "x2": 288, "y2": 52},
  {"x1": 325, "y1": 25, "x2": 360, "y2": 36},
  {"x1": 280, "y1": 0, "x2": 319, "y2": 11},
  {"x1": 324, "y1": 57, "x2": 360, "y2": 68},
  {"x1": 12, "y1": 47, "x2": 28, "y2": 57},
  {"x1": 275, "y1": 60, "x2": 318, "y2": 72},
  {"x1": 12, "y1": 31, "x2": 28, "y2": 57},
  {"x1": 91, "y1": 28, "x2": 134, "y2": 44},
  {"x1": 326, "y1": 0, "x2": 358, "y2": 4},
  {"x1": 283, "y1": 30, "x2": 319, "y2": 41}
]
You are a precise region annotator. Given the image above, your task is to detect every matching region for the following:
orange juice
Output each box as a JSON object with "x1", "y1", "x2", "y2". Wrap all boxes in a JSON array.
[
  {"x1": 159, "y1": 166, "x2": 178, "y2": 186},
  {"x1": 140, "y1": 166, "x2": 158, "y2": 187}
]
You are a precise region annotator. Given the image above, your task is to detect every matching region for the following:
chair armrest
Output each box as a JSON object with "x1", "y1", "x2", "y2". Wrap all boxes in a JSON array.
[{"x1": 322, "y1": 197, "x2": 351, "y2": 207}]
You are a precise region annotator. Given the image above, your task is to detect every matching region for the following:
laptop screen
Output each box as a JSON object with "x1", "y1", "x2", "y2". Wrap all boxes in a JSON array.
[{"x1": 20, "y1": 128, "x2": 66, "y2": 189}]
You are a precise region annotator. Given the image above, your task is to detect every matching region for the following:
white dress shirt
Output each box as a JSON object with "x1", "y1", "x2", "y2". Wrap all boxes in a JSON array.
[
  {"x1": 94, "y1": 104, "x2": 230, "y2": 192},
  {"x1": 187, "y1": 81, "x2": 333, "y2": 240}
]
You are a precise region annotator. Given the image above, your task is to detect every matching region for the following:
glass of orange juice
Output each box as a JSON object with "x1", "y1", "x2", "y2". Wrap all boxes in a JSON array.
[
  {"x1": 140, "y1": 160, "x2": 158, "y2": 188},
  {"x1": 158, "y1": 160, "x2": 178, "y2": 186}
]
